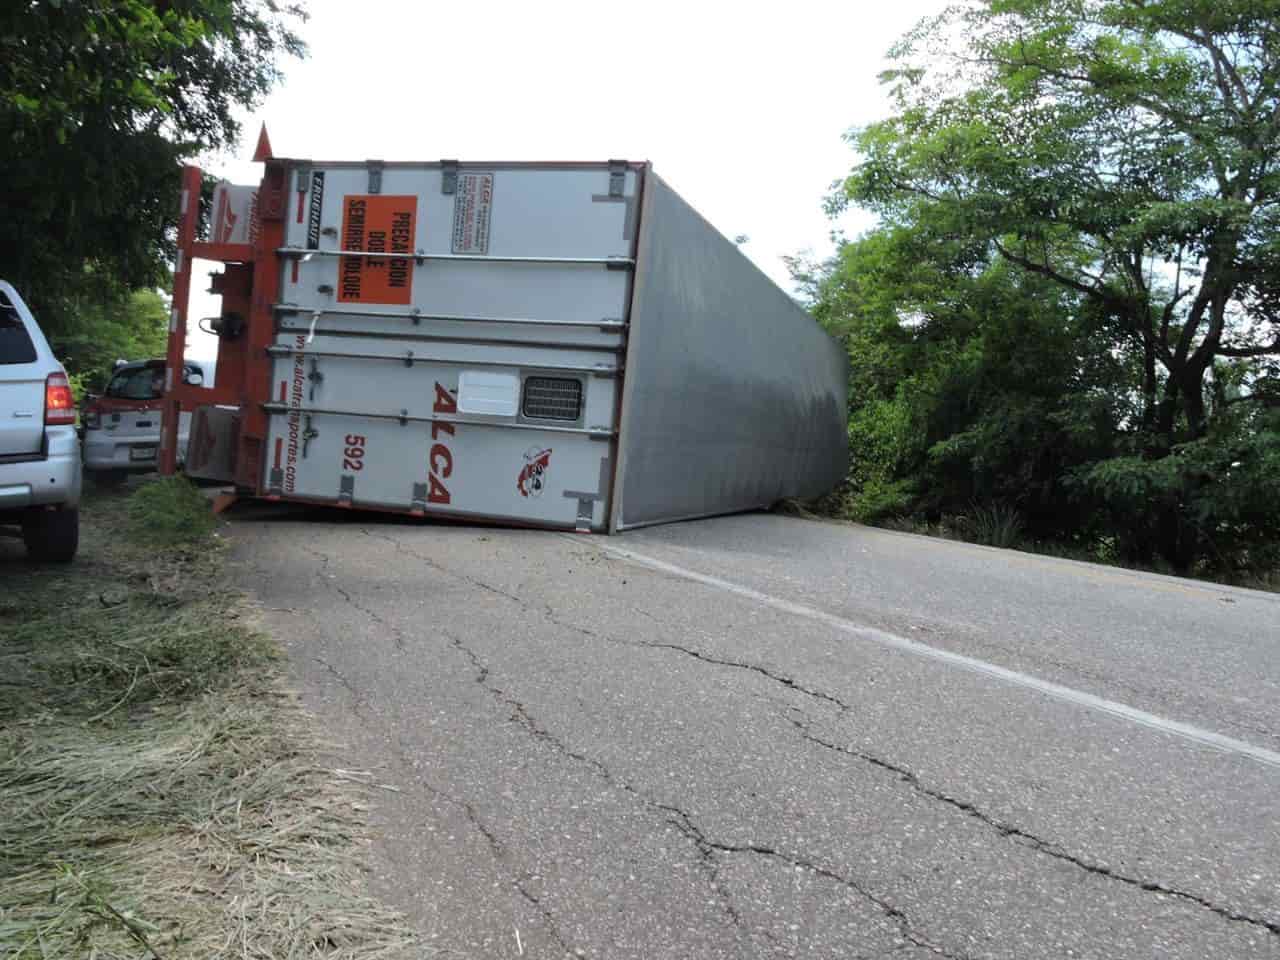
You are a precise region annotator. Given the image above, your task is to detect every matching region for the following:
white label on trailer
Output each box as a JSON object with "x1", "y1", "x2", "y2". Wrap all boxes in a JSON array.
[
  {"x1": 451, "y1": 173, "x2": 494, "y2": 254},
  {"x1": 457, "y1": 370, "x2": 519, "y2": 417}
]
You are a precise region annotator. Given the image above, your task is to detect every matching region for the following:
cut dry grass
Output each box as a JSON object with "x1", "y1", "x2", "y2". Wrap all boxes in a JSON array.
[{"x1": 0, "y1": 480, "x2": 418, "y2": 959}]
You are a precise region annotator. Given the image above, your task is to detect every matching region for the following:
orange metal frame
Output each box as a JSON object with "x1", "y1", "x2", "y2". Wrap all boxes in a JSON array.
[{"x1": 159, "y1": 139, "x2": 286, "y2": 497}]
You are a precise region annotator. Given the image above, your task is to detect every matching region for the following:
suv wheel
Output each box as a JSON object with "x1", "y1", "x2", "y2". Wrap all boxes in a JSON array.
[
  {"x1": 23, "y1": 508, "x2": 80, "y2": 562},
  {"x1": 90, "y1": 469, "x2": 128, "y2": 488}
]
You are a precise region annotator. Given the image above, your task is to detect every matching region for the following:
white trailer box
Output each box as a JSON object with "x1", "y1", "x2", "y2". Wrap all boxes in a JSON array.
[{"x1": 166, "y1": 154, "x2": 848, "y2": 532}]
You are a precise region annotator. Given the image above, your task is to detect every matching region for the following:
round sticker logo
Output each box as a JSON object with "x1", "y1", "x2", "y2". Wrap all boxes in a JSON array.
[{"x1": 517, "y1": 447, "x2": 552, "y2": 498}]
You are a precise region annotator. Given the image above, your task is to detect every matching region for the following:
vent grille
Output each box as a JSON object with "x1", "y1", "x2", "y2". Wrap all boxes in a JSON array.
[{"x1": 522, "y1": 377, "x2": 582, "y2": 421}]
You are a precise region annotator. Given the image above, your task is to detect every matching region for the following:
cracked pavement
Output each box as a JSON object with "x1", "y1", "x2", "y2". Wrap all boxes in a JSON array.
[{"x1": 229, "y1": 507, "x2": 1280, "y2": 959}]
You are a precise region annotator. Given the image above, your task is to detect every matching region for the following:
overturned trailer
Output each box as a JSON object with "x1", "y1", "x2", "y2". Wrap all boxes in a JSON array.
[{"x1": 161, "y1": 132, "x2": 847, "y2": 532}]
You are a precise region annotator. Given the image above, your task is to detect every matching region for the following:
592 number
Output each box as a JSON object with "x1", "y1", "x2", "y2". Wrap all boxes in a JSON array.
[{"x1": 343, "y1": 434, "x2": 367, "y2": 472}]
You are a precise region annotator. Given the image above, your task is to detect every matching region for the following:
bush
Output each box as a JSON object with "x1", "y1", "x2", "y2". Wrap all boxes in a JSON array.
[
  {"x1": 848, "y1": 476, "x2": 916, "y2": 522},
  {"x1": 1075, "y1": 420, "x2": 1280, "y2": 576}
]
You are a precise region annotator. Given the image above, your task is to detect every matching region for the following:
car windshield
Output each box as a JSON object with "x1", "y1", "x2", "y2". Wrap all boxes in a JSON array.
[
  {"x1": 106, "y1": 366, "x2": 164, "y2": 400},
  {"x1": 0, "y1": 293, "x2": 37, "y2": 365}
]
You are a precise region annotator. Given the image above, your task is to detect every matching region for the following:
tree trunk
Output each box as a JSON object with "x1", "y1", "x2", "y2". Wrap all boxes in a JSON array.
[
  {"x1": 1154, "y1": 380, "x2": 1180, "y2": 453},
  {"x1": 1181, "y1": 366, "x2": 1208, "y2": 439},
  {"x1": 1141, "y1": 323, "x2": 1157, "y2": 434}
]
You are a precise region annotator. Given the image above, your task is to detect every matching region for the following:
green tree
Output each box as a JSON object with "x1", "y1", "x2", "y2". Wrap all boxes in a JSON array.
[
  {"x1": 844, "y1": 0, "x2": 1280, "y2": 450},
  {"x1": 54, "y1": 289, "x2": 171, "y2": 393},
  {"x1": 803, "y1": 226, "x2": 1127, "y2": 543},
  {"x1": 823, "y1": 0, "x2": 1280, "y2": 574},
  {"x1": 0, "y1": 0, "x2": 305, "y2": 347}
]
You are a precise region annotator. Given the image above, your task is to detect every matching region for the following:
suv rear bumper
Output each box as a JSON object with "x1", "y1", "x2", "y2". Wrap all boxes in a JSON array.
[
  {"x1": 84, "y1": 430, "x2": 189, "y2": 471},
  {"x1": 0, "y1": 426, "x2": 82, "y2": 510}
]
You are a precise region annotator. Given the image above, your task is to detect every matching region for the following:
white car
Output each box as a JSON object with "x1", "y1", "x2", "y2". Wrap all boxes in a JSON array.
[
  {"x1": 0, "y1": 280, "x2": 81, "y2": 561},
  {"x1": 81, "y1": 358, "x2": 210, "y2": 484}
]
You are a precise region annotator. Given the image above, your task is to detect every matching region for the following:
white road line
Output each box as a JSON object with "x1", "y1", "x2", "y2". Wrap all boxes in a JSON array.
[{"x1": 594, "y1": 541, "x2": 1280, "y2": 771}]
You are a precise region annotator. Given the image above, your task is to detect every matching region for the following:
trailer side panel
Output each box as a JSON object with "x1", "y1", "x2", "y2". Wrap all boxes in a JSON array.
[{"x1": 612, "y1": 174, "x2": 848, "y2": 531}]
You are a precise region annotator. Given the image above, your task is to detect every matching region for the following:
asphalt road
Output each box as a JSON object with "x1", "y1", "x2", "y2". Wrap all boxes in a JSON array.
[{"x1": 229, "y1": 507, "x2": 1280, "y2": 960}]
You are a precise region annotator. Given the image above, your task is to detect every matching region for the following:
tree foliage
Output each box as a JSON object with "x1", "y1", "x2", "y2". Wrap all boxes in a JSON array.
[
  {"x1": 0, "y1": 0, "x2": 305, "y2": 368},
  {"x1": 58, "y1": 289, "x2": 171, "y2": 394},
  {"x1": 817, "y1": 0, "x2": 1280, "y2": 577}
]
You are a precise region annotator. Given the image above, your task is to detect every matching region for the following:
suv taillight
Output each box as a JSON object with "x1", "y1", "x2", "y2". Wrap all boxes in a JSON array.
[
  {"x1": 45, "y1": 373, "x2": 76, "y2": 425},
  {"x1": 82, "y1": 404, "x2": 101, "y2": 429}
]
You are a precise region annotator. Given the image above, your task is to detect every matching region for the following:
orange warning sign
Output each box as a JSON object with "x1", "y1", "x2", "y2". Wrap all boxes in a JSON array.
[{"x1": 337, "y1": 195, "x2": 417, "y2": 305}]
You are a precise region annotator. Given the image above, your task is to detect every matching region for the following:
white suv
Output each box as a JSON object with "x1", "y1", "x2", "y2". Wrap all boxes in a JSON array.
[{"x1": 0, "y1": 280, "x2": 81, "y2": 561}]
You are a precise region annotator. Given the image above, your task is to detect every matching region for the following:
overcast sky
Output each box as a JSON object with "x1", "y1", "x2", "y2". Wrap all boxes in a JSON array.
[{"x1": 188, "y1": 0, "x2": 945, "y2": 359}]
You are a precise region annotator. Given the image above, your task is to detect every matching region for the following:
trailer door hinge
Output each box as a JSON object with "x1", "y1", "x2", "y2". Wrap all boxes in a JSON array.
[
  {"x1": 608, "y1": 159, "x2": 627, "y2": 198},
  {"x1": 302, "y1": 415, "x2": 319, "y2": 458},
  {"x1": 294, "y1": 166, "x2": 312, "y2": 194},
  {"x1": 308, "y1": 358, "x2": 324, "y2": 400},
  {"x1": 441, "y1": 160, "x2": 459, "y2": 195},
  {"x1": 338, "y1": 474, "x2": 355, "y2": 507},
  {"x1": 367, "y1": 160, "x2": 384, "y2": 194}
]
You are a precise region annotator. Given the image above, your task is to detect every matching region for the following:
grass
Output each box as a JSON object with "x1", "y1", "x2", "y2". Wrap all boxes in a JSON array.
[
  {"x1": 125, "y1": 475, "x2": 218, "y2": 546},
  {"x1": 0, "y1": 478, "x2": 417, "y2": 959},
  {"x1": 946, "y1": 503, "x2": 1026, "y2": 550}
]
